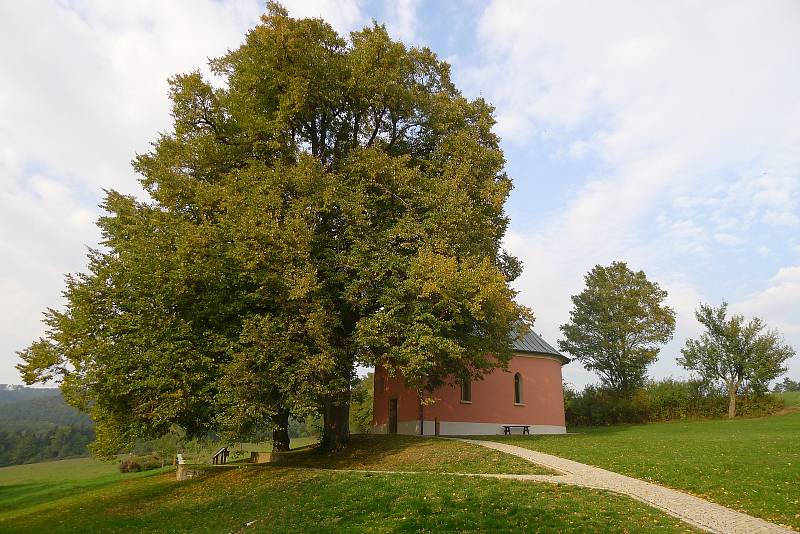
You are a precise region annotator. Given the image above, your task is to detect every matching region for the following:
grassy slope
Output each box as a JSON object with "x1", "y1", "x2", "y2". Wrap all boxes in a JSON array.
[
  {"x1": 0, "y1": 460, "x2": 700, "y2": 533},
  {"x1": 278, "y1": 434, "x2": 556, "y2": 474},
  {"x1": 0, "y1": 436, "x2": 318, "y2": 514},
  {"x1": 779, "y1": 391, "x2": 800, "y2": 408},
  {"x1": 0, "y1": 458, "x2": 171, "y2": 517},
  {"x1": 486, "y1": 412, "x2": 800, "y2": 530}
]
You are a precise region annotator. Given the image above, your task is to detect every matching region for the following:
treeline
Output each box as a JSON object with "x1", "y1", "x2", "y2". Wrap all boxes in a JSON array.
[
  {"x1": 773, "y1": 377, "x2": 800, "y2": 392},
  {"x1": 558, "y1": 262, "x2": 795, "y2": 424},
  {"x1": 0, "y1": 425, "x2": 94, "y2": 467},
  {"x1": 0, "y1": 395, "x2": 92, "y2": 431},
  {"x1": 0, "y1": 385, "x2": 94, "y2": 466},
  {"x1": 565, "y1": 378, "x2": 784, "y2": 427}
]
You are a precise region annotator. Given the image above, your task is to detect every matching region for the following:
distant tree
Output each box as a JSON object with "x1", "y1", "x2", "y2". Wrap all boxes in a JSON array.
[
  {"x1": 772, "y1": 377, "x2": 800, "y2": 393},
  {"x1": 559, "y1": 262, "x2": 676, "y2": 395},
  {"x1": 349, "y1": 373, "x2": 374, "y2": 434},
  {"x1": 17, "y1": 3, "x2": 528, "y2": 453},
  {"x1": 678, "y1": 302, "x2": 795, "y2": 418}
]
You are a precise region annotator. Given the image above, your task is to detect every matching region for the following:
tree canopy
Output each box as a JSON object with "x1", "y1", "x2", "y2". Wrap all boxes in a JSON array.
[
  {"x1": 17, "y1": 3, "x2": 529, "y2": 453},
  {"x1": 558, "y1": 261, "x2": 675, "y2": 394},
  {"x1": 678, "y1": 302, "x2": 794, "y2": 418}
]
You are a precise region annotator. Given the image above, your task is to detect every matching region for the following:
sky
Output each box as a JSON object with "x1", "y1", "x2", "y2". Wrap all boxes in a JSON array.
[{"x1": 1, "y1": 0, "x2": 798, "y2": 388}]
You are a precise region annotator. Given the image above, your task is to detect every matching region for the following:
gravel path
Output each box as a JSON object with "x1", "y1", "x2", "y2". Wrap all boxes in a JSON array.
[{"x1": 457, "y1": 438, "x2": 795, "y2": 534}]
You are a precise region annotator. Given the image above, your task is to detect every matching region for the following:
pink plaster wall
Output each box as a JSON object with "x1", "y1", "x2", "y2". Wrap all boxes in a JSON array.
[{"x1": 373, "y1": 354, "x2": 566, "y2": 428}]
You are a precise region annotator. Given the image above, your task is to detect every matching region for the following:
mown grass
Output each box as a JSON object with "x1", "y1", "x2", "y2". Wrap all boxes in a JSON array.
[
  {"x1": 0, "y1": 461, "x2": 700, "y2": 533},
  {"x1": 0, "y1": 457, "x2": 171, "y2": 517},
  {"x1": 0, "y1": 436, "x2": 318, "y2": 516},
  {"x1": 278, "y1": 434, "x2": 556, "y2": 474},
  {"x1": 779, "y1": 391, "x2": 800, "y2": 408},
  {"x1": 485, "y1": 412, "x2": 800, "y2": 530}
]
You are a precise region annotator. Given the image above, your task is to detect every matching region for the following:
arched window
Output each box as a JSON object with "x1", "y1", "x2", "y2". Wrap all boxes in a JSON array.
[
  {"x1": 460, "y1": 376, "x2": 472, "y2": 403},
  {"x1": 514, "y1": 373, "x2": 523, "y2": 404}
]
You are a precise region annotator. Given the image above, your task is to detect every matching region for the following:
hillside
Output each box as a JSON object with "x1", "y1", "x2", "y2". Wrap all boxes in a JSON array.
[
  {"x1": 0, "y1": 439, "x2": 700, "y2": 533},
  {"x1": 0, "y1": 385, "x2": 93, "y2": 467},
  {"x1": 0, "y1": 385, "x2": 60, "y2": 404},
  {"x1": 0, "y1": 394, "x2": 92, "y2": 431}
]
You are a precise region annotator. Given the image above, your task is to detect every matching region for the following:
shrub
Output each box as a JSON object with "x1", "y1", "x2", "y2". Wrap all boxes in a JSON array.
[
  {"x1": 119, "y1": 453, "x2": 163, "y2": 473},
  {"x1": 118, "y1": 460, "x2": 141, "y2": 473},
  {"x1": 564, "y1": 378, "x2": 784, "y2": 427}
]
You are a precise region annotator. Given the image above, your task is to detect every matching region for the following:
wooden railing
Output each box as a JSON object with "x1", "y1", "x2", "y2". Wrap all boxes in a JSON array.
[{"x1": 211, "y1": 446, "x2": 229, "y2": 465}]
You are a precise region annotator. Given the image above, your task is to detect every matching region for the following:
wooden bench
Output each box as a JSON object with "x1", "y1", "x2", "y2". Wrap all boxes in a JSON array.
[
  {"x1": 502, "y1": 425, "x2": 530, "y2": 435},
  {"x1": 212, "y1": 447, "x2": 229, "y2": 465}
]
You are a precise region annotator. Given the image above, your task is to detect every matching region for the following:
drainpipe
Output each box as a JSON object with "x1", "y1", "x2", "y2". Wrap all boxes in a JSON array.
[{"x1": 418, "y1": 390, "x2": 424, "y2": 435}]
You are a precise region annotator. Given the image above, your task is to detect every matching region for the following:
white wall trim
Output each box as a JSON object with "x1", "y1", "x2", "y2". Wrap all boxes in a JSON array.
[{"x1": 372, "y1": 420, "x2": 566, "y2": 436}]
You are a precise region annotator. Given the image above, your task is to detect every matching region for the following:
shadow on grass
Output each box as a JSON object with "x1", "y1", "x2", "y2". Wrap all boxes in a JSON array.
[
  {"x1": 278, "y1": 434, "x2": 426, "y2": 470},
  {"x1": 275, "y1": 434, "x2": 556, "y2": 475}
]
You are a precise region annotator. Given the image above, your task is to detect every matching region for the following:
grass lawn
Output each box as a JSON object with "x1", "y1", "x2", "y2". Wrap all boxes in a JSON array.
[
  {"x1": 0, "y1": 460, "x2": 701, "y2": 533},
  {"x1": 0, "y1": 457, "x2": 171, "y2": 518},
  {"x1": 779, "y1": 391, "x2": 800, "y2": 408},
  {"x1": 0, "y1": 436, "x2": 318, "y2": 517},
  {"x1": 485, "y1": 412, "x2": 800, "y2": 530},
  {"x1": 278, "y1": 434, "x2": 556, "y2": 474}
]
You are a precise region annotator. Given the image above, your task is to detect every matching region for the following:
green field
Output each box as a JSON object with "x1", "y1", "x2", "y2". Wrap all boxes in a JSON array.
[
  {"x1": 486, "y1": 411, "x2": 800, "y2": 530},
  {"x1": 0, "y1": 447, "x2": 699, "y2": 533},
  {"x1": 779, "y1": 391, "x2": 800, "y2": 408},
  {"x1": 3, "y1": 413, "x2": 798, "y2": 532},
  {"x1": 0, "y1": 457, "x2": 171, "y2": 519}
]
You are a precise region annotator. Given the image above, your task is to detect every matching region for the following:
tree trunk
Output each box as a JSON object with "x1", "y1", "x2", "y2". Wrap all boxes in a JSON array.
[
  {"x1": 727, "y1": 383, "x2": 738, "y2": 419},
  {"x1": 272, "y1": 408, "x2": 290, "y2": 452},
  {"x1": 320, "y1": 394, "x2": 350, "y2": 452}
]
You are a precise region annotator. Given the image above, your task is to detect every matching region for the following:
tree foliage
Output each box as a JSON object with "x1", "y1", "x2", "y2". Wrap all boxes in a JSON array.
[
  {"x1": 678, "y1": 302, "x2": 795, "y2": 418},
  {"x1": 17, "y1": 3, "x2": 528, "y2": 453},
  {"x1": 772, "y1": 377, "x2": 800, "y2": 393},
  {"x1": 559, "y1": 261, "x2": 676, "y2": 394},
  {"x1": 349, "y1": 373, "x2": 374, "y2": 434}
]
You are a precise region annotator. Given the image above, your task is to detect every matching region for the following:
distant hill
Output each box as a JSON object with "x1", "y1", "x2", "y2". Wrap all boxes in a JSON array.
[
  {"x1": 0, "y1": 385, "x2": 94, "y2": 466},
  {"x1": 0, "y1": 385, "x2": 92, "y2": 431},
  {"x1": 0, "y1": 384, "x2": 61, "y2": 404}
]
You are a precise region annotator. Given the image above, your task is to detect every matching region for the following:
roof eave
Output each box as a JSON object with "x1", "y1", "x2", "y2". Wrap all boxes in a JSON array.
[{"x1": 513, "y1": 349, "x2": 570, "y2": 365}]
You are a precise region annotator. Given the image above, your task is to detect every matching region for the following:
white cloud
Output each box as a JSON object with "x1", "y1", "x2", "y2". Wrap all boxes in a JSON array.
[
  {"x1": 732, "y1": 266, "x2": 800, "y2": 378},
  {"x1": 756, "y1": 245, "x2": 772, "y2": 257},
  {"x1": 714, "y1": 232, "x2": 743, "y2": 246},
  {"x1": 0, "y1": 0, "x2": 365, "y2": 383},
  {"x1": 477, "y1": 1, "x2": 800, "y2": 387},
  {"x1": 384, "y1": 0, "x2": 422, "y2": 45},
  {"x1": 734, "y1": 267, "x2": 800, "y2": 332}
]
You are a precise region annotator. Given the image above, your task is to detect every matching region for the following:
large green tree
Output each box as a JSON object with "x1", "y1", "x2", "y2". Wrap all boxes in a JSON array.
[
  {"x1": 678, "y1": 302, "x2": 794, "y2": 418},
  {"x1": 17, "y1": 3, "x2": 529, "y2": 453},
  {"x1": 559, "y1": 261, "x2": 676, "y2": 394}
]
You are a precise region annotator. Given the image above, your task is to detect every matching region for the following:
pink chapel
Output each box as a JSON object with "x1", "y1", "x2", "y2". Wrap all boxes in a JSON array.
[{"x1": 372, "y1": 330, "x2": 569, "y2": 436}]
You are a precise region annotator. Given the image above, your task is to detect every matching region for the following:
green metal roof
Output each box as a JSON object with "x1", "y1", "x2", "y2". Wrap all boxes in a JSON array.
[{"x1": 512, "y1": 329, "x2": 569, "y2": 364}]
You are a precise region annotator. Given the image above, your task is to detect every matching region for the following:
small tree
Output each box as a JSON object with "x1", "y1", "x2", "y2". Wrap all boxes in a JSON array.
[
  {"x1": 559, "y1": 262, "x2": 676, "y2": 395},
  {"x1": 773, "y1": 377, "x2": 800, "y2": 393},
  {"x1": 678, "y1": 302, "x2": 795, "y2": 418}
]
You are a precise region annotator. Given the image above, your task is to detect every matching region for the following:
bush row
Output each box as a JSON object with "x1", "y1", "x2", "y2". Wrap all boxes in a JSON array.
[{"x1": 565, "y1": 378, "x2": 784, "y2": 426}]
